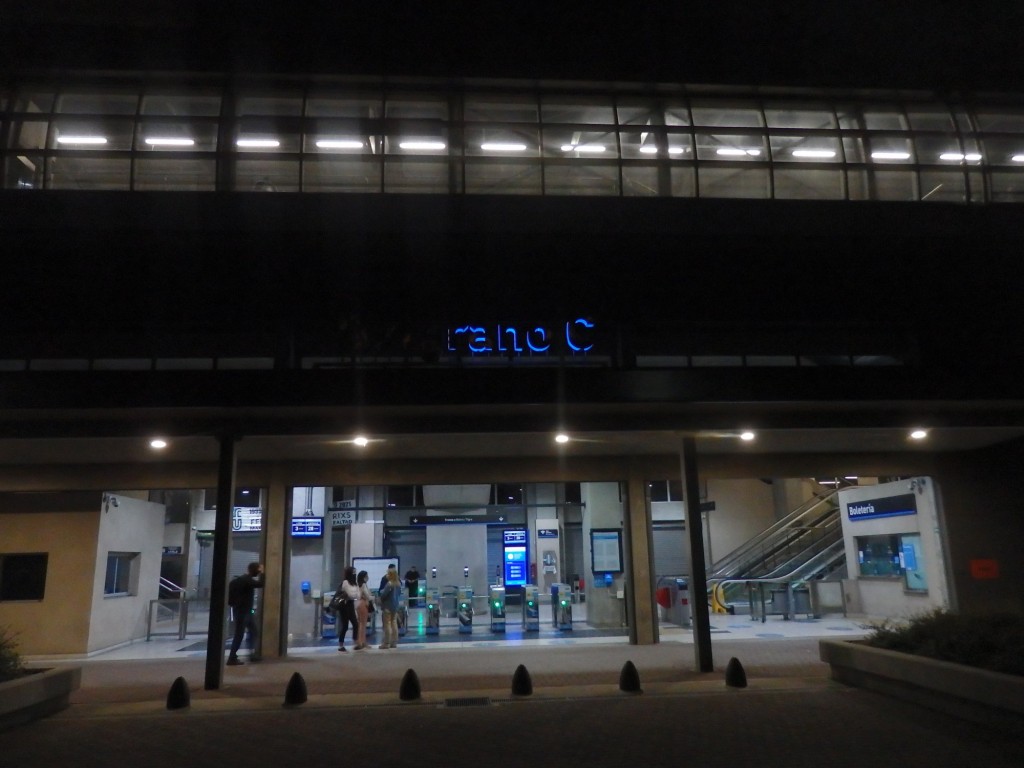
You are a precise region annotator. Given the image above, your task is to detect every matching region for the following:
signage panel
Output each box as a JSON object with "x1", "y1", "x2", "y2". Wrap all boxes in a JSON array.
[
  {"x1": 846, "y1": 493, "x2": 917, "y2": 522},
  {"x1": 591, "y1": 528, "x2": 623, "y2": 573},
  {"x1": 291, "y1": 517, "x2": 324, "y2": 537},
  {"x1": 232, "y1": 506, "x2": 263, "y2": 532},
  {"x1": 537, "y1": 528, "x2": 559, "y2": 538}
]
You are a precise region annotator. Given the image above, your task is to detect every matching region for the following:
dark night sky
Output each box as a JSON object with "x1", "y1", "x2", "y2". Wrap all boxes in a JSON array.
[{"x1": 4, "y1": 1, "x2": 1024, "y2": 92}]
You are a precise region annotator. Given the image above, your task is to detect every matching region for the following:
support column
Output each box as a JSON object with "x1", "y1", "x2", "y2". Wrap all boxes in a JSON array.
[
  {"x1": 204, "y1": 433, "x2": 237, "y2": 691},
  {"x1": 625, "y1": 464, "x2": 658, "y2": 644},
  {"x1": 260, "y1": 468, "x2": 287, "y2": 658},
  {"x1": 681, "y1": 436, "x2": 714, "y2": 672}
]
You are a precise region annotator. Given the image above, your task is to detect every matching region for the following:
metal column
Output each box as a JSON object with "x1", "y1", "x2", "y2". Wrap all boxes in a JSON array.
[
  {"x1": 681, "y1": 436, "x2": 713, "y2": 672},
  {"x1": 204, "y1": 433, "x2": 237, "y2": 691}
]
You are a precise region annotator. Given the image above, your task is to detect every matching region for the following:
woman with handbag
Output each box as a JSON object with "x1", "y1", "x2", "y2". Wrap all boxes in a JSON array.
[
  {"x1": 377, "y1": 564, "x2": 402, "y2": 649},
  {"x1": 335, "y1": 566, "x2": 360, "y2": 652},
  {"x1": 354, "y1": 570, "x2": 373, "y2": 650}
]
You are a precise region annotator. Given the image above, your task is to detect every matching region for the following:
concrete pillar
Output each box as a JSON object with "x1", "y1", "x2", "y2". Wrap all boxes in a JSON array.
[
  {"x1": 204, "y1": 433, "x2": 237, "y2": 691},
  {"x1": 260, "y1": 467, "x2": 287, "y2": 658},
  {"x1": 681, "y1": 436, "x2": 714, "y2": 672},
  {"x1": 625, "y1": 463, "x2": 658, "y2": 644}
]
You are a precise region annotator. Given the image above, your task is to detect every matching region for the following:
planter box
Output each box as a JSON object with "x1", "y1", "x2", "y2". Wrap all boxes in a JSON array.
[
  {"x1": 0, "y1": 667, "x2": 81, "y2": 732},
  {"x1": 819, "y1": 639, "x2": 1024, "y2": 732}
]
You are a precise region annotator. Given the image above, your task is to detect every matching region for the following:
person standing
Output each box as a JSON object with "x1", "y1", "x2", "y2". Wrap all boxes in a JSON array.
[
  {"x1": 227, "y1": 561, "x2": 264, "y2": 666},
  {"x1": 378, "y1": 564, "x2": 402, "y2": 649},
  {"x1": 354, "y1": 570, "x2": 372, "y2": 650},
  {"x1": 404, "y1": 565, "x2": 420, "y2": 607},
  {"x1": 335, "y1": 566, "x2": 360, "y2": 652}
]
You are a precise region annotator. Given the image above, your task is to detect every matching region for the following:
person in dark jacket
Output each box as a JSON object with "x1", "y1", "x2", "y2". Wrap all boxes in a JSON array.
[{"x1": 227, "y1": 561, "x2": 264, "y2": 666}]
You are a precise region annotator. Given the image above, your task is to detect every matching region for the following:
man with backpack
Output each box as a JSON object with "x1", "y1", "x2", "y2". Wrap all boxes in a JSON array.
[{"x1": 227, "y1": 561, "x2": 264, "y2": 666}]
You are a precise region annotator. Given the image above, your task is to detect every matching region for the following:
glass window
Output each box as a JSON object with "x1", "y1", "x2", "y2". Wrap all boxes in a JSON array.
[
  {"x1": 303, "y1": 157, "x2": 382, "y2": 193},
  {"x1": 913, "y1": 134, "x2": 982, "y2": 166},
  {"x1": 769, "y1": 135, "x2": 841, "y2": 162},
  {"x1": 698, "y1": 167, "x2": 770, "y2": 198},
  {"x1": 4, "y1": 154, "x2": 44, "y2": 189},
  {"x1": 464, "y1": 159, "x2": 542, "y2": 195},
  {"x1": 384, "y1": 130, "x2": 449, "y2": 156},
  {"x1": 306, "y1": 94, "x2": 383, "y2": 118},
  {"x1": 773, "y1": 168, "x2": 844, "y2": 200},
  {"x1": 234, "y1": 160, "x2": 300, "y2": 192},
  {"x1": 905, "y1": 106, "x2": 956, "y2": 131},
  {"x1": 50, "y1": 118, "x2": 134, "y2": 150},
  {"x1": 49, "y1": 157, "x2": 131, "y2": 190},
  {"x1": 305, "y1": 120, "x2": 380, "y2": 155},
  {"x1": 764, "y1": 106, "x2": 837, "y2": 129},
  {"x1": 974, "y1": 110, "x2": 1024, "y2": 133},
  {"x1": 543, "y1": 163, "x2": 620, "y2": 196},
  {"x1": 621, "y1": 165, "x2": 662, "y2": 196},
  {"x1": 464, "y1": 96, "x2": 538, "y2": 123},
  {"x1": 6, "y1": 119, "x2": 49, "y2": 150},
  {"x1": 136, "y1": 120, "x2": 218, "y2": 151},
  {"x1": 140, "y1": 92, "x2": 221, "y2": 116},
  {"x1": 671, "y1": 166, "x2": 697, "y2": 197},
  {"x1": 13, "y1": 90, "x2": 54, "y2": 113},
  {"x1": 0, "y1": 553, "x2": 48, "y2": 601},
  {"x1": 134, "y1": 159, "x2": 216, "y2": 191},
  {"x1": 55, "y1": 90, "x2": 138, "y2": 115},
  {"x1": 695, "y1": 132, "x2": 766, "y2": 161},
  {"x1": 919, "y1": 170, "x2": 967, "y2": 202},
  {"x1": 855, "y1": 534, "x2": 901, "y2": 577},
  {"x1": 981, "y1": 136, "x2": 1024, "y2": 166},
  {"x1": 541, "y1": 97, "x2": 615, "y2": 125},
  {"x1": 691, "y1": 103, "x2": 763, "y2": 127},
  {"x1": 870, "y1": 170, "x2": 917, "y2": 201},
  {"x1": 104, "y1": 552, "x2": 138, "y2": 596},
  {"x1": 989, "y1": 171, "x2": 1024, "y2": 202},
  {"x1": 235, "y1": 94, "x2": 302, "y2": 116},
  {"x1": 620, "y1": 130, "x2": 692, "y2": 160},
  {"x1": 859, "y1": 107, "x2": 908, "y2": 131},
  {"x1": 617, "y1": 100, "x2": 690, "y2": 127},
  {"x1": 463, "y1": 126, "x2": 540, "y2": 157},
  {"x1": 866, "y1": 136, "x2": 915, "y2": 163},
  {"x1": 542, "y1": 128, "x2": 618, "y2": 158},
  {"x1": 386, "y1": 95, "x2": 449, "y2": 121},
  {"x1": 384, "y1": 158, "x2": 450, "y2": 193}
]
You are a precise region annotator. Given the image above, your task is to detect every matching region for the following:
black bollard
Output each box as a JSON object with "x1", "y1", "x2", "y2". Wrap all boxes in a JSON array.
[
  {"x1": 725, "y1": 657, "x2": 748, "y2": 688},
  {"x1": 399, "y1": 668, "x2": 422, "y2": 701},
  {"x1": 166, "y1": 676, "x2": 191, "y2": 710},
  {"x1": 619, "y1": 660, "x2": 642, "y2": 693},
  {"x1": 511, "y1": 664, "x2": 533, "y2": 696},
  {"x1": 284, "y1": 671, "x2": 308, "y2": 706}
]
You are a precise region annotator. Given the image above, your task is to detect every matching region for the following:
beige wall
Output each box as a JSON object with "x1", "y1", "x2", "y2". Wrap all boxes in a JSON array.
[{"x1": 0, "y1": 504, "x2": 100, "y2": 656}]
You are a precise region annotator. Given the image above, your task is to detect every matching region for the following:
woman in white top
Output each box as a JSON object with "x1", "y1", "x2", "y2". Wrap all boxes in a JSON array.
[{"x1": 335, "y1": 566, "x2": 361, "y2": 652}]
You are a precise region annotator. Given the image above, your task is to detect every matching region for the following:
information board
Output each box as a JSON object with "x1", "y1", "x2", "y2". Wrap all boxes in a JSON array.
[{"x1": 590, "y1": 528, "x2": 623, "y2": 573}]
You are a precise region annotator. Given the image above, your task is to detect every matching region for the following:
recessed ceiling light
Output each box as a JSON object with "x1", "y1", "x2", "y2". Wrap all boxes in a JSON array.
[
  {"x1": 480, "y1": 142, "x2": 527, "y2": 152},
  {"x1": 57, "y1": 135, "x2": 107, "y2": 145},
  {"x1": 236, "y1": 138, "x2": 280, "y2": 148},
  {"x1": 145, "y1": 137, "x2": 195, "y2": 147},
  {"x1": 316, "y1": 139, "x2": 364, "y2": 149},
  {"x1": 150, "y1": 438, "x2": 168, "y2": 449},
  {"x1": 555, "y1": 434, "x2": 570, "y2": 444},
  {"x1": 740, "y1": 431, "x2": 755, "y2": 441},
  {"x1": 871, "y1": 151, "x2": 911, "y2": 160},
  {"x1": 353, "y1": 436, "x2": 369, "y2": 447},
  {"x1": 399, "y1": 140, "x2": 446, "y2": 151},
  {"x1": 909, "y1": 429, "x2": 928, "y2": 440}
]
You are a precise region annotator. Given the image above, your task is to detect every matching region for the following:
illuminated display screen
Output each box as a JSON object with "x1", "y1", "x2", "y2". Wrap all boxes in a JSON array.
[
  {"x1": 504, "y1": 546, "x2": 527, "y2": 586},
  {"x1": 291, "y1": 517, "x2": 324, "y2": 537}
]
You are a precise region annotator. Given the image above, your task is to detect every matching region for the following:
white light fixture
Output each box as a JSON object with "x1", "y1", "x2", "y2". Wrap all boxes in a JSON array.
[
  {"x1": 236, "y1": 138, "x2": 280, "y2": 148},
  {"x1": 554, "y1": 433, "x2": 570, "y2": 444},
  {"x1": 871, "y1": 151, "x2": 911, "y2": 160},
  {"x1": 149, "y1": 438, "x2": 168, "y2": 449},
  {"x1": 144, "y1": 137, "x2": 195, "y2": 147},
  {"x1": 716, "y1": 147, "x2": 761, "y2": 157},
  {"x1": 1012, "y1": 154, "x2": 1024, "y2": 162},
  {"x1": 353, "y1": 436, "x2": 369, "y2": 447},
  {"x1": 56, "y1": 135, "x2": 107, "y2": 145},
  {"x1": 561, "y1": 144, "x2": 605, "y2": 153},
  {"x1": 639, "y1": 146, "x2": 685, "y2": 155},
  {"x1": 792, "y1": 149, "x2": 836, "y2": 159},
  {"x1": 740, "y1": 431, "x2": 755, "y2": 441},
  {"x1": 316, "y1": 139, "x2": 364, "y2": 149},
  {"x1": 399, "y1": 140, "x2": 446, "y2": 150},
  {"x1": 480, "y1": 142, "x2": 527, "y2": 152},
  {"x1": 909, "y1": 429, "x2": 928, "y2": 440}
]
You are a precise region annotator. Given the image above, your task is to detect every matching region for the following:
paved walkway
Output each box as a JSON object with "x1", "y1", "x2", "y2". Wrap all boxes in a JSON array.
[{"x1": 4, "y1": 623, "x2": 1021, "y2": 766}]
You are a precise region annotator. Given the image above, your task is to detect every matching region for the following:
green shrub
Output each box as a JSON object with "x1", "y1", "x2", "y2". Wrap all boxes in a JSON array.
[
  {"x1": 0, "y1": 625, "x2": 27, "y2": 683},
  {"x1": 865, "y1": 608, "x2": 1024, "y2": 676}
]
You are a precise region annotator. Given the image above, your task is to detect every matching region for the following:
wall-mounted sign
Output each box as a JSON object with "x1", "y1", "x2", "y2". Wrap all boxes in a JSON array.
[
  {"x1": 291, "y1": 517, "x2": 324, "y2": 538},
  {"x1": 447, "y1": 318, "x2": 595, "y2": 356},
  {"x1": 537, "y1": 528, "x2": 559, "y2": 538},
  {"x1": 330, "y1": 508, "x2": 355, "y2": 527},
  {"x1": 410, "y1": 513, "x2": 512, "y2": 525},
  {"x1": 846, "y1": 493, "x2": 917, "y2": 522},
  {"x1": 162, "y1": 546, "x2": 182, "y2": 555},
  {"x1": 969, "y1": 559, "x2": 1000, "y2": 580},
  {"x1": 232, "y1": 506, "x2": 263, "y2": 532},
  {"x1": 591, "y1": 528, "x2": 623, "y2": 573},
  {"x1": 503, "y1": 529, "x2": 527, "y2": 545}
]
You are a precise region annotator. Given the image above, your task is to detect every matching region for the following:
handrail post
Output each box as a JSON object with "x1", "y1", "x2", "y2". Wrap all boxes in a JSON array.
[{"x1": 178, "y1": 592, "x2": 187, "y2": 640}]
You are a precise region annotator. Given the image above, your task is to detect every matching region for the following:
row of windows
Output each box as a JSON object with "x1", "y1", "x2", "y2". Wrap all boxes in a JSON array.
[{"x1": 3, "y1": 80, "x2": 1023, "y2": 201}]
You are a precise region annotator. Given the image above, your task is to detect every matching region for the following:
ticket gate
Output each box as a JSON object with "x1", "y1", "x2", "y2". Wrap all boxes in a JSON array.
[
  {"x1": 552, "y1": 582, "x2": 573, "y2": 631},
  {"x1": 522, "y1": 584, "x2": 540, "y2": 632},
  {"x1": 425, "y1": 588, "x2": 441, "y2": 635},
  {"x1": 457, "y1": 586, "x2": 474, "y2": 634},
  {"x1": 489, "y1": 585, "x2": 506, "y2": 632}
]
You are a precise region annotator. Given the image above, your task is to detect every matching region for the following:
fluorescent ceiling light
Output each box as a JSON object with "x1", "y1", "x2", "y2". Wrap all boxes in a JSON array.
[
  {"x1": 144, "y1": 137, "x2": 195, "y2": 147},
  {"x1": 236, "y1": 138, "x2": 280, "y2": 148},
  {"x1": 399, "y1": 140, "x2": 446, "y2": 150},
  {"x1": 964, "y1": 153, "x2": 982, "y2": 161},
  {"x1": 1013, "y1": 154, "x2": 1024, "y2": 162},
  {"x1": 353, "y1": 436, "x2": 369, "y2": 447},
  {"x1": 554, "y1": 433, "x2": 570, "y2": 444},
  {"x1": 480, "y1": 142, "x2": 527, "y2": 152},
  {"x1": 792, "y1": 149, "x2": 836, "y2": 158},
  {"x1": 717, "y1": 147, "x2": 761, "y2": 157},
  {"x1": 871, "y1": 151, "x2": 911, "y2": 160},
  {"x1": 909, "y1": 429, "x2": 928, "y2": 440},
  {"x1": 149, "y1": 438, "x2": 168, "y2": 449},
  {"x1": 561, "y1": 144, "x2": 605, "y2": 153},
  {"x1": 639, "y1": 146, "x2": 685, "y2": 155},
  {"x1": 316, "y1": 139, "x2": 364, "y2": 149},
  {"x1": 740, "y1": 431, "x2": 755, "y2": 441},
  {"x1": 939, "y1": 152, "x2": 982, "y2": 162},
  {"x1": 57, "y1": 135, "x2": 107, "y2": 145}
]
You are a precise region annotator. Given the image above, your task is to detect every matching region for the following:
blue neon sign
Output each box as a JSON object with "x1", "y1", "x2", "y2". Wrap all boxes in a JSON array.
[{"x1": 448, "y1": 318, "x2": 595, "y2": 356}]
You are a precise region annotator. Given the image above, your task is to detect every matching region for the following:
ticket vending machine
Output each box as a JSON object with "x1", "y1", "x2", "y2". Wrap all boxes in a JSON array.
[
  {"x1": 522, "y1": 584, "x2": 540, "y2": 632},
  {"x1": 553, "y1": 582, "x2": 573, "y2": 631},
  {"x1": 489, "y1": 585, "x2": 506, "y2": 633},
  {"x1": 457, "y1": 586, "x2": 474, "y2": 634},
  {"x1": 425, "y1": 588, "x2": 441, "y2": 635}
]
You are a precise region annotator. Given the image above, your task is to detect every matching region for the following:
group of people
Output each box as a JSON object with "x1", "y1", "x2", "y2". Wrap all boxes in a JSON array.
[{"x1": 333, "y1": 563, "x2": 405, "y2": 651}]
